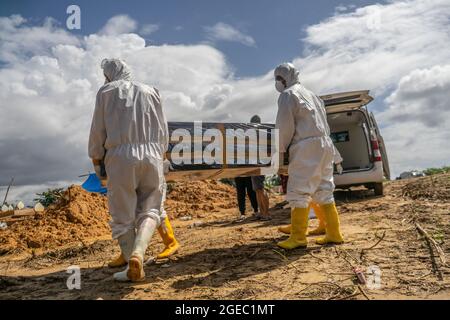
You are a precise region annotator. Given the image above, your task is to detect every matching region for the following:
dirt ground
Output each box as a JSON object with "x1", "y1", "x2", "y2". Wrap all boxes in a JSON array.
[{"x1": 0, "y1": 175, "x2": 449, "y2": 300}]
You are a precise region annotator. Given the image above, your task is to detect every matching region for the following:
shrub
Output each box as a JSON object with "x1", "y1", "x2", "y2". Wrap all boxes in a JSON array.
[
  {"x1": 34, "y1": 188, "x2": 65, "y2": 207},
  {"x1": 423, "y1": 166, "x2": 450, "y2": 176}
]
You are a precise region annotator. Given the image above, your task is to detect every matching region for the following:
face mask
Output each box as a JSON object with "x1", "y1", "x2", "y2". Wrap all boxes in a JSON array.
[{"x1": 275, "y1": 80, "x2": 285, "y2": 93}]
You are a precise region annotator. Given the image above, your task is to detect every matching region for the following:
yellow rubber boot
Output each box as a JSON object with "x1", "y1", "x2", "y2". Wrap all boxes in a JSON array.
[
  {"x1": 157, "y1": 216, "x2": 180, "y2": 259},
  {"x1": 278, "y1": 205, "x2": 311, "y2": 235},
  {"x1": 308, "y1": 202, "x2": 326, "y2": 236},
  {"x1": 277, "y1": 207, "x2": 309, "y2": 249},
  {"x1": 278, "y1": 224, "x2": 291, "y2": 235},
  {"x1": 108, "y1": 253, "x2": 127, "y2": 268},
  {"x1": 316, "y1": 203, "x2": 344, "y2": 245}
]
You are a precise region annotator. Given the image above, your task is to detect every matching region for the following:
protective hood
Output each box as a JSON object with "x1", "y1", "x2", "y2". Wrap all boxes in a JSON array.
[
  {"x1": 101, "y1": 58, "x2": 132, "y2": 82},
  {"x1": 274, "y1": 63, "x2": 300, "y2": 88}
]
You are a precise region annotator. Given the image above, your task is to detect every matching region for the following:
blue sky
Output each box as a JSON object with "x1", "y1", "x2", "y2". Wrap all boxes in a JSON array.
[{"x1": 1, "y1": 0, "x2": 380, "y2": 77}]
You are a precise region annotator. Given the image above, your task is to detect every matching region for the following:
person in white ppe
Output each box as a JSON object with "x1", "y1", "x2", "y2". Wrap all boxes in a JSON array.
[
  {"x1": 89, "y1": 58, "x2": 169, "y2": 281},
  {"x1": 274, "y1": 62, "x2": 344, "y2": 250},
  {"x1": 278, "y1": 145, "x2": 344, "y2": 236}
]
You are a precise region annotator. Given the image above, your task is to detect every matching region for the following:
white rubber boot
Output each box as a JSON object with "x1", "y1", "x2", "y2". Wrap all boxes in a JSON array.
[
  {"x1": 113, "y1": 266, "x2": 131, "y2": 282},
  {"x1": 127, "y1": 218, "x2": 157, "y2": 282},
  {"x1": 113, "y1": 228, "x2": 136, "y2": 282}
]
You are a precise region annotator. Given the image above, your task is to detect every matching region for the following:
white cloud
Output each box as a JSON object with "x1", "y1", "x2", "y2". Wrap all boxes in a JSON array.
[
  {"x1": 381, "y1": 65, "x2": 450, "y2": 127},
  {"x1": 140, "y1": 23, "x2": 159, "y2": 36},
  {"x1": 99, "y1": 15, "x2": 137, "y2": 35},
  {"x1": 0, "y1": 15, "x2": 80, "y2": 64},
  {"x1": 335, "y1": 4, "x2": 356, "y2": 14},
  {"x1": 213, "y1": 0, "x2": 450, "y2": 177},
  {"x1": 377, "y1": 65, "x2": 450, "y2": 173},
  {"x1": 0, "y1": 15, "x2": 234, "y2": 192},
  {"x1": 204, "y1": 22, "x2": 256, "y2": 47},
  {"x1": 294, "y1": 1, "x2": 450, "y2": 95}
]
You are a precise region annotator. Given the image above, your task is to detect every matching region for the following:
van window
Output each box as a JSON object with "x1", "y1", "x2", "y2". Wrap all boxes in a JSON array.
[{"x1": 330, "y1": 131, "x2": 349, "y2": 143}]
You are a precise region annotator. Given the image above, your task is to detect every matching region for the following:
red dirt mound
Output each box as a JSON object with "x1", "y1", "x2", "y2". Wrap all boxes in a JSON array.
[
  {"x1": 0, "y1": 185, "x2": 111, "y2": 255},
  {"x1": 0, "y1": 180, "x2": 238, "y2": 255},
  {"x1": 165, "y1": 180, "x2": 237, "y2": 218}
]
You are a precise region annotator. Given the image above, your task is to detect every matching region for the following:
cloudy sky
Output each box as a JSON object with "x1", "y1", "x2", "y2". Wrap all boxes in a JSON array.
[{"x1": 1, "y1": 0, "x2": 449, "y2": 204}]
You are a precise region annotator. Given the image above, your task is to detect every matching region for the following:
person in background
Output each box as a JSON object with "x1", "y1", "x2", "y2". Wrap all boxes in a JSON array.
[
  {"x1": 280, "y1": 175, "x2": 289, "y2": 195},
  {"x1": 249, "y1": 115, "x2": 271, "y2": 220},
  {"x1": 234, "y1": 176, "x2": 259, "y2": 220}
]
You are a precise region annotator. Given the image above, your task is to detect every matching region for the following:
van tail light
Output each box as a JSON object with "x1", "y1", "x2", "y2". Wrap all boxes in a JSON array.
[{"x1": 371, "y1": 139, "x2": 382, "y2": 162}]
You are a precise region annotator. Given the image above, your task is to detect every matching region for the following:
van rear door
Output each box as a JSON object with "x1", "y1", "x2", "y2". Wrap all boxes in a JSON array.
[
  {"x1": 323, "y1": 90, "x2": 374, "y2": 173},
  {"x1": 369, "y1": 112, "x2": 391, "y2": 180},
  {"x1": 322, "y1": 90, "x2": 391, "y2": 179},
  {"x1": 320, "y1": 90, "x2": 373, "y2": 113}
]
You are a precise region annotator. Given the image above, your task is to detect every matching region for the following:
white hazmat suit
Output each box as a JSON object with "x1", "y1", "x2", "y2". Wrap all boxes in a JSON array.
[
  {"x1": 88, "y1": 59, "x2": 169, "y2": 281},
  {"x1": 89, "y1": 59, "x2": 169, "y2": 238},
  {"x1": 275, "y1": 63, "x2": 335, "y2": 208},
  {"x1": 274, "y1": 63, "x2": 344, "y2": 249}
]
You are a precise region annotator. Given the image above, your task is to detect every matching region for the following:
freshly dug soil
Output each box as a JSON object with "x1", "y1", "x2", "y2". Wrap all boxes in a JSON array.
[
  {"x1": 165, "y1": 180, "x2": 237, "y2": 218},
  {"x1": 0, "y1": 185, "x2": 111, "y2": 255},
  {"x1": 0, "y1": 181, "x2": 238, "y2": 255},
  {"x1": 402, "y1": 173, "x2": 450, "y2": 201}
]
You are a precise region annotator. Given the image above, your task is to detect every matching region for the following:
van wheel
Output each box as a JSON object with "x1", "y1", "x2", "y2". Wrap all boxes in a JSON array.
[{"x1": 373, "y1": 183, "x2": 384, "y2": 196}]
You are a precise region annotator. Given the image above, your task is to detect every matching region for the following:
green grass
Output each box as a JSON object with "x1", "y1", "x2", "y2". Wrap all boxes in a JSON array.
[
  {"x1": 423, "y1": 166, "x2": 450, "y2": 176},
  {"x1": 34, "y1": 188, "x2": 65, "y2": 207},
  {"x1": 432, "y1": 231, "x2": 445, "y2": 243}
]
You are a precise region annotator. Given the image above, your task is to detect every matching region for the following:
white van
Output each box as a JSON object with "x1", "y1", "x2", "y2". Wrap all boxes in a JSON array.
[
  {"x1": 321, "y1": 90, "x2": 390, "y2": 195},
  {"x1": 165, "y1": 90, "x2": 390, "y2": 194}
]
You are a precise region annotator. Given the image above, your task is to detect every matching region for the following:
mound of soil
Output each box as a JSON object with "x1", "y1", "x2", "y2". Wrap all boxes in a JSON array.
[
  {"x1": 402, "y1": 174, "x2": 450, "y2": 201},
  {"x1": 0, "y1": 185, "x2": 111, "y2": 255},
  {"x1": 165, "y1": 180, "x2": 237, "y2": 218},
  {"x1": 0, "y1": 180, "x2": 238, "y2": 255}
]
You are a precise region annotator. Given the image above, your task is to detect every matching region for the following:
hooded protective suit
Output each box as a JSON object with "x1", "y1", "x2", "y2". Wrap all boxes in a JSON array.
[
  {"x1": 89, "y1": 59, "x2": 169, "y2": 239},
  {"x1": 274, "y1": 63, "x2": 335, "y2": 208}
]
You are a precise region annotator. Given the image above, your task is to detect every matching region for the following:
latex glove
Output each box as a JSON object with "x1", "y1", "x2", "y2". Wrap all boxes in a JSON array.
[
  {"x1": 336, "y1": 163, "x2": 343, "y2": 175},
  {"x1": 163, "y1": 159, "x2": 172, "y2": 175},
  {"x1": 280, "y1": 152, "x2": 286, "y2": 166}
]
